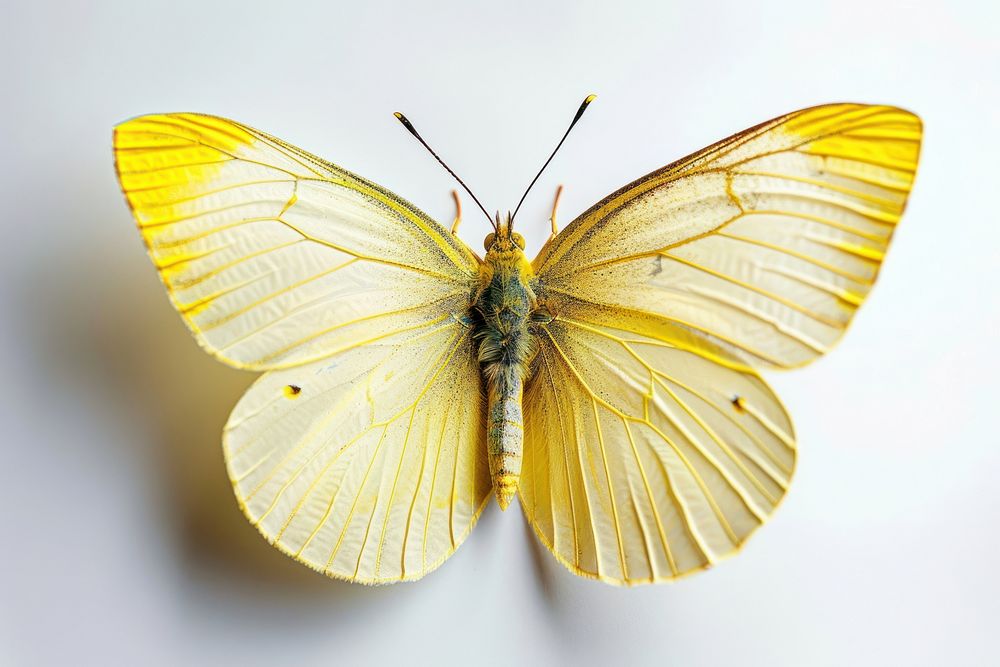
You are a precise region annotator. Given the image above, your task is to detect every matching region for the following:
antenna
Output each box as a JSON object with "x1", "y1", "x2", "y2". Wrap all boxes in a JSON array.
[
  {"x1": 511, "y1": 94, "x2": 596, "y2": 223},
  {"x1": 393, "y1": 112, "x2": 495, "y2": 229}
]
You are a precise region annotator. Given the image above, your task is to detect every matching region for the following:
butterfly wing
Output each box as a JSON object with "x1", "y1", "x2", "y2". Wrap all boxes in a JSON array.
[
  {"x1": 521, "y1": 318, "x2": 793, "y2": 584},
  {"x1": 533, "y1": 104, "x2": 922, "y2": 369},
  {"x1": 114, "y1": 113, "x2": 478, "y2": 370},
  {"x1": 115, "y1": 114, "x2": 490, "y2": 582},
  {"x1": 521, "y1": 103, "x2": 921, "y2": 583},
  {"x1": 225, "y1": 317, "x2": 490, "y2": 583}
]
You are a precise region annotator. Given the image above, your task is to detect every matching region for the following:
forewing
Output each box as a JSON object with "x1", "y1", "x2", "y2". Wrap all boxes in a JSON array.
[
  {"x1": 534, "y1": 104, "x2": 921, "y2": 369},
  {"x1": 520, "y1": 315, "x2": 794, "y2": 584},
  {"x1": 225, "y1": 316, "x2": 491, "y2": 583},
  {"x1": 114, "y1": 113, "x2": 478, "y2": 370}
]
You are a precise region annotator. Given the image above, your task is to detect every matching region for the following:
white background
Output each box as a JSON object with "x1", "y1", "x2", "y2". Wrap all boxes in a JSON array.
[{"x1": 1, "y1": 1, "x2": 997, "y2": 665}]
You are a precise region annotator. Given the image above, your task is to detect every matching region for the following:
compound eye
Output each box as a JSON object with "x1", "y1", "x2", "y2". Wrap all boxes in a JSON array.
[
  {"x1": 483, "y1": 233, "x2": 496, "y2": 250},
  {"x1": 512, "y1": 233, "x2": 526, "y2": 250}
]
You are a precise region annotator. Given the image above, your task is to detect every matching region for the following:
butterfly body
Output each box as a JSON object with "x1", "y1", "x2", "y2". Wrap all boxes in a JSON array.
[{"x1": 473, "y1": 219, "x2": 538, "y2": 509}]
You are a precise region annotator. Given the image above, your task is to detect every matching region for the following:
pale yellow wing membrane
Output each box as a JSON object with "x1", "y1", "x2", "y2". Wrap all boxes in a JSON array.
[
  {"x1": 520, "y1": 314, "x2": 794, "y2": 584},
  {"x1": 114, "y1": 113, "x2": 479, "y2": 370},
  {"x1": 225, "y1": 315, "x2": 491, "y2": 583},
  {"x1": 534, "y1": 104, "x2": 921, "y2": 369}
]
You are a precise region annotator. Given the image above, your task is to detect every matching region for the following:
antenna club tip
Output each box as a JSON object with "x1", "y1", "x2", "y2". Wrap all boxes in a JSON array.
[
  {"x1": 393, "y1": 111, "x2": 404, "y2": 120},
  {"x1": 584, "y1": 94, "x2": 597, "y2": 104}
]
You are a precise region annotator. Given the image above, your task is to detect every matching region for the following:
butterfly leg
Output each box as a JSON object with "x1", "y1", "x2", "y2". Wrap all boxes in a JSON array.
[
  {"x1": 450, "y1": 189, "x2": 462, "y2": 234},
  {"x1": 548, "y1": 184, "x2": 564, "y2": 240}
]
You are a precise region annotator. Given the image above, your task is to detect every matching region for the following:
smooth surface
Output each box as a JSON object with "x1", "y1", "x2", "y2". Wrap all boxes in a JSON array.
[{"x1": 1, "y1": 0, "x2": 997, "y2": 664}]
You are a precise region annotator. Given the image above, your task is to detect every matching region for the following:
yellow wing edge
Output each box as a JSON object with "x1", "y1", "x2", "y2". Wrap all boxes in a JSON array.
[
  {"x1": 769, "y1": 104, "x2": 923, "y2": 371},
  {"x1": 112, "y1": 112, "x2": 481, "y2": 372},
  {"x1": 223, "y1": 426, "x2": 493, "y2": 585},
  {"x1": 533, "y1": 102, "x2": 923, "y2": 274},
  {"x1": 112, "y1": 114, "x2": 260, "y2": 371},
  {"x1": 520, "y1": 493, "x2": 792, "y2": 586},
  {"x1": 518, "y1": 351, "x2": 799, "y2": 586},
  {"x1": 532, "y1": 103, "x2": 922, "y2": 373}
]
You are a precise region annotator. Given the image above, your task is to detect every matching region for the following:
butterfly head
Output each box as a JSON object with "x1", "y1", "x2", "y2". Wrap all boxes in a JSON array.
[{"x1": 484, "y1": 211, "x2": 525, "y2": 253}]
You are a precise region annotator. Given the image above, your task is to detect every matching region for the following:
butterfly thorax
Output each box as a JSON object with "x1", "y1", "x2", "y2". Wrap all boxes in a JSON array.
[{"x1": 472, "y1": 221, "x2": 539, "y2": 510}]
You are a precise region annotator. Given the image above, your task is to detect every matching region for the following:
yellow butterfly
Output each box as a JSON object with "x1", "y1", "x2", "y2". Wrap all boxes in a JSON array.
[{"x1": 113, "y1": 97, "x2": 921, "y2": 585}]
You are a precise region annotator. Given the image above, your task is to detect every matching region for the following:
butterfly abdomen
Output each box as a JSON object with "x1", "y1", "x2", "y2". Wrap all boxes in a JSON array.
[
  {"x1": 485, "y1": 367, "x2": 524, "y2": 510},
  {"x1": 474, "y1": 241, "x2": 537, "y2": 510}
]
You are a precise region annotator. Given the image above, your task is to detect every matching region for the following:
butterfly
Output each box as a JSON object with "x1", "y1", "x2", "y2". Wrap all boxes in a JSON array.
[{"x1": 113, "y1": 97, "x2": 921, "y2": 585}]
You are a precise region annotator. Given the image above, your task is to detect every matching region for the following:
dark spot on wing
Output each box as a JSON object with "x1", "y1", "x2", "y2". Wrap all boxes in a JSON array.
[{"x1": 650, "y1": 254, "x2": 663, "y2": 277}]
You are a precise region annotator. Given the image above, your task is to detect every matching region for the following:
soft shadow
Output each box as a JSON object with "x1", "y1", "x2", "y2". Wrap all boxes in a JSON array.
[
  {"x1": 520, "y1": 509, "x2": 560, "y2": 610},
  {"x1": 20, "y1": 237, "x2": 381, "y2": 604}
]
